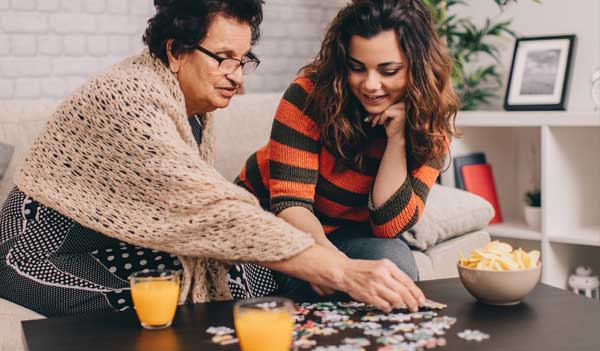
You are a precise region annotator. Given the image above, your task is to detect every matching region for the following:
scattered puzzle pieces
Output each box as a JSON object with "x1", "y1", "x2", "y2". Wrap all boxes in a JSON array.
[
  {"x1": 205, "y1": 326, "x2": 234, "y2": 336},
  {"x1": 422, "y1": 298, "x2": 447, "y2": 310},
  {"x1": 206, "y1": 298, "x2": 470, "y2": 350},
  {"x1": 458, "y1": 329, "x2": 490, "y2": 342}
]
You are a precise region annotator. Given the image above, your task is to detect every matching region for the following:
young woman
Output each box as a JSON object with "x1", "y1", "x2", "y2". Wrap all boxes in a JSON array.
[{"x1": 237, "y1": 0, "x2": 459, "y2": 298}]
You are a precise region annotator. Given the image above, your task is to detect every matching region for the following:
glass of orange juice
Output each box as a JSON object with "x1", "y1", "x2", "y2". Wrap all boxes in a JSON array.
[
  {"x1": 129, "y1": 269, "x2": 181, "y2": 330},
  {"x1": 234, "y1": 297, "x2": 295, "y2": 351}
]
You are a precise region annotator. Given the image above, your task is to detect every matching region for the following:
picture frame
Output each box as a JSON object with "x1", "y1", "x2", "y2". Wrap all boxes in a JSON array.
[{"x1": 504, "y1": 35, "x2": 576, "y2": 111}]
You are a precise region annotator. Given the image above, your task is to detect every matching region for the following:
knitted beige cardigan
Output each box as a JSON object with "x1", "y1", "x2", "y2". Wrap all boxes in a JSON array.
[{"x1": 15, "y1": 51, "x2": 314, "y2": 304}]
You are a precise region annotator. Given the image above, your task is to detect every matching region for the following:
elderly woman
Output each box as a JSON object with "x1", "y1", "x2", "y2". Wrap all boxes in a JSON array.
[{"x1": 0, "y1": 0, "x2": 425, "y2": 317}]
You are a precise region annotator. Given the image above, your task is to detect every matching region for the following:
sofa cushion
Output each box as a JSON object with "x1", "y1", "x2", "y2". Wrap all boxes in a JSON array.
[
  {"x1": 411, "y1": 250, "x2": 434, "y2": 281},
  {"x1": 0, "y1": 298, "x2": 45, "y2": 351},
  {"x1": 0, "y1": 142, "x2": 14, "y2": 181},
  {"x1": 0, "y1": 101, "x2": 55, "y2": 201},
  {"x1": 213, "y1": 93, "x2": 282, "y2": 181},
  {"x1": 401, "y1": 185, "x2": 494, "y2": 251}
]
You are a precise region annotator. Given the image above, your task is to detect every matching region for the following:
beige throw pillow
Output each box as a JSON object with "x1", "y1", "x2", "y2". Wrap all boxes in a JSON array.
[{"x1": 402, "y1": 185, "x2": 494, "y2": 251}]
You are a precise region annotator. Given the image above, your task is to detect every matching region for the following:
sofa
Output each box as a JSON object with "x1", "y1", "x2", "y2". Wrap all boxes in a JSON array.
[{"x1": 0, "y1": 94, "x2": 491, "y2": 350}]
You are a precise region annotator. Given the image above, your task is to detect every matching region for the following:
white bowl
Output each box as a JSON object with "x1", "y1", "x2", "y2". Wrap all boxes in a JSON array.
[{"x1": 457, "y1": 263, "x2": 542, "y2": 305}]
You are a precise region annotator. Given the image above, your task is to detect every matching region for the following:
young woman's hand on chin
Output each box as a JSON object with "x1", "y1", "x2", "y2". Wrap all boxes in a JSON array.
[{"x1": 366, "y1": 101, "x2": 407, "y2": 142}]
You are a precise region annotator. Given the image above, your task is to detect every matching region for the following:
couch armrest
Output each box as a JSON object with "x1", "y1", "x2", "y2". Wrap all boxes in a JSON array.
[{"x1": 425, "y1": 230, "x2": 491, "y2": 279}]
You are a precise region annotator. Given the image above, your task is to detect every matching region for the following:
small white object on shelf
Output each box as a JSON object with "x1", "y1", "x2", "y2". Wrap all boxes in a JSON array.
[
  {"x1": 523, "y1": 205, "x2": 542, "y2": 231},
  {"x1": 568, "y1": 266, "x2": 599, "y2": 299}
]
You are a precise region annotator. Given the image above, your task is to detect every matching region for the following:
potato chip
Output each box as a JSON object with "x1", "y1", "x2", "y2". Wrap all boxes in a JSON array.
[
  {"x1": 483, "y1": 241, "x2": 513, "y2": 255},
  {"x1": 458, "y1": 240, "x2": 540, "y2": 271},
  {"x1": 528, "y1": 250, "x2": 541, "y2": 266}
]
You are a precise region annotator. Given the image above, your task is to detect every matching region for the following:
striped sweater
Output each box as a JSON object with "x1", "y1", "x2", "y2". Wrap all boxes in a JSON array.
[{"x1": 237, "y1": 77, "x2": 443, "y2": 238}]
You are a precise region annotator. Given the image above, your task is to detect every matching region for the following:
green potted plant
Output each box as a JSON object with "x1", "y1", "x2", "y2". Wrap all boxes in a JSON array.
[
  {"x1": 524, "y1": 189, "x2": 541, "y2": 230},
  {"x1": 424, "y1": 0, "x2": 541, "y2": 110}
]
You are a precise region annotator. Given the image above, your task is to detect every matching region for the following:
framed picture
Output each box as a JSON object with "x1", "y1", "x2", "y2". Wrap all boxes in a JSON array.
[{"x1": 504, "y1": 35, "x2": 576, "y2": 111}]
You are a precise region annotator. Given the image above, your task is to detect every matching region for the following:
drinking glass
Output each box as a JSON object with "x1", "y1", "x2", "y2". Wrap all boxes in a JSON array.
[
  {"x1": 129, "y1": 269, "x2": 180, "y2": 330},
  {"x1": 234, "y1": 297, "x2": 295, "y2": 351}
]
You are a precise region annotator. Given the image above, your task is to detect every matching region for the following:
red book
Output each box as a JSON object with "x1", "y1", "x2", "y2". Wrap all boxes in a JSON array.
[{"x1": 461, "y1": 163, "x2": 503, "y2": 224}]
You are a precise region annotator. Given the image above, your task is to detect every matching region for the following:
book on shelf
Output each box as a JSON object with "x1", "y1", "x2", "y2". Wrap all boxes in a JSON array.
[
  {"x1": 461, "y1": 163, "x2": 503, "y2": 224},
  {"x1": 453, "y1": 152, "x2": 486, "y2": 190}
]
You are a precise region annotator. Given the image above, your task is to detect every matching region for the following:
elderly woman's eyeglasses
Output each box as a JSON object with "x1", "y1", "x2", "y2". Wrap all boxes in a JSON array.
[{"x1": 195, "y1": 45, "x2": 260, "y2": 75}]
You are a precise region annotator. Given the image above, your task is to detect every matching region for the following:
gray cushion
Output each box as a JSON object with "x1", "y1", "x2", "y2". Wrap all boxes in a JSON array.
[
  {"x1": 0, "y1": 142, "x2": 14, "y2": 181},
  {"x1": 402, "y1": 185, "x2": 494, "y2": 250}
]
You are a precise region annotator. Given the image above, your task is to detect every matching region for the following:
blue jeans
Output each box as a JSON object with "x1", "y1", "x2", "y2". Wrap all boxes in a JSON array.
[{"x1": 273, "y1": 225, "x2": 419, "y2": 300}]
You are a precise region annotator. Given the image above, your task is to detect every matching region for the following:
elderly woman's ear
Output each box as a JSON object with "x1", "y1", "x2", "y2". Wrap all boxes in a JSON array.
[{"x1": 165, "y1": 39, "x2": 181, "y2": 74}]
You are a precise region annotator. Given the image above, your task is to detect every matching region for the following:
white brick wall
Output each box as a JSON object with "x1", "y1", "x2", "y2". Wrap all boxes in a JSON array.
[
  {"x1": 0, "y1": 0, "x2": 345, "y2": 101},
  {"x1": 245, "y1": 1, "x2": 344, "y2": 92}
]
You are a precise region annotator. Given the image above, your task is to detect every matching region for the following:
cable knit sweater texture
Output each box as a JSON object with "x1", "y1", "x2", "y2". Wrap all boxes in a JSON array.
[{"x1": 14, "y1": 51, "x2": 315, "y2": 304}]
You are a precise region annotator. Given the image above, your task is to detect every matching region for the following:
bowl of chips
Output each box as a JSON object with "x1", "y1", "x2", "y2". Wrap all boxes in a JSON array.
[{"x1": 457, "y1": 241, "x2": 541, "y2": 305}]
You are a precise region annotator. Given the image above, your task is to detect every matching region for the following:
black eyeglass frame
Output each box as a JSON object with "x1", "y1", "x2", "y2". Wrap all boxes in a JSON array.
[{"x1": 195, "y1": 45, "x2": 260, "y2": 75}]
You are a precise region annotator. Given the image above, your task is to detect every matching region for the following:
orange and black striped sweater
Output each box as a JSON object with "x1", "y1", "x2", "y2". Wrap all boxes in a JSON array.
[{"x1": 236, "y1": 77, "x2": 443, "y2": 239}]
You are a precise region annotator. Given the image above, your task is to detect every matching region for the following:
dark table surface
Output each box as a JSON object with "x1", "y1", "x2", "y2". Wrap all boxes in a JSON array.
[{"x1": 22, "y1": 278, "x2": 600, "y2": 351}]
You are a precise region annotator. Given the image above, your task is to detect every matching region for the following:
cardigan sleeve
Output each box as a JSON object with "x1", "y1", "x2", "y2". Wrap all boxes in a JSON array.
[
  {"x1": 15, "y1": 72, "x2": 315, "y2": 264},
  {"x1": 367, "y1": 156, "x2": 444, "y2": 238},
  {"x1": 267, "y1": 78, "x2": 321, "y2": 214}
]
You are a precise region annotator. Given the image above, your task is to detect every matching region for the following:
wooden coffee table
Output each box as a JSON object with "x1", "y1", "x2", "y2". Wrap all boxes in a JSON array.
[{"x1": 22, "y1": 278, "x2": 600, "y2": 351}]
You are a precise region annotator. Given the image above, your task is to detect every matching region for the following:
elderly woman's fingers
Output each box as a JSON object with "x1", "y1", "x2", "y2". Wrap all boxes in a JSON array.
[
  {"x1": 384, "y1": 259, "x2": 426, "y2": 305},
  {"x1": 373, "y1": 283, "x2": 412, "y2": 311},
  {"x1": 370, "y1": 261, "x2": 419, "y2": 312},
  {"x1": 349, "y1": 286, "x2": 393, "y2": 312},
  {"x1": 367, "y1": 295, "x2": 392, "y2": 313},
  {"x1": 395, "y1": 284, "x2": 420, "y2": 312},
  {"x1": 339, "y1": 258, "x2": 427, "y2": 313}
]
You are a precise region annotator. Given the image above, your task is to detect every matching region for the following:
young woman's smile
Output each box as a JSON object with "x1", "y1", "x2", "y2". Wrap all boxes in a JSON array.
[{"x1": 347, "y1": 30, "x2": 408, "y2": 115}]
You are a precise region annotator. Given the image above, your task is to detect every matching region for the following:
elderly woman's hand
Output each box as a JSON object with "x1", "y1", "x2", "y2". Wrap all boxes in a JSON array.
[
  {"x1": 263, "y1": 244, "x2": 425, "y2": 312},
  {"x1": 339, "y1": 257, "x2": 426, "y2": 312},
  {"x1": 310, "y1": 246, "x2": 346, "y2": 297}
]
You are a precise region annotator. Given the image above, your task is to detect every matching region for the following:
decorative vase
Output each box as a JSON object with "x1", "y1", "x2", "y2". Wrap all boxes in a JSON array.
[{"x1": 523, "y1": 205, "x2": 542, "y2": 231}]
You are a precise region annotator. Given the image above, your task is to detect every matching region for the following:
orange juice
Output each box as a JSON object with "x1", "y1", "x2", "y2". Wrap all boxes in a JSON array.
[
  {"x1": 235, "y1": 309, "x2": 294, "y2": 351},
  {"x1": 131, "y1": 280, "x2": 179, "y2": 328}
]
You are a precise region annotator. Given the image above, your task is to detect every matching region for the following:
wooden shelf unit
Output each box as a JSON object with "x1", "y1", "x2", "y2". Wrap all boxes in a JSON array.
[
  {"x1": 487, "y1": 222, "x2": 543, "y2": 241},
  {"x1": 456, "y1": 111, "x2": 600, "y2": 127},
  {"x1": 443, "y1": 111, "x2": 600, "y2": 289}
]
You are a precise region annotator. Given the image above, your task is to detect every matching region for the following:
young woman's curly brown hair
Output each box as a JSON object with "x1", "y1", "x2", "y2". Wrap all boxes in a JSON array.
[{"x1": 303, "y1": 0, "x2": 459, "y2": 171}]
